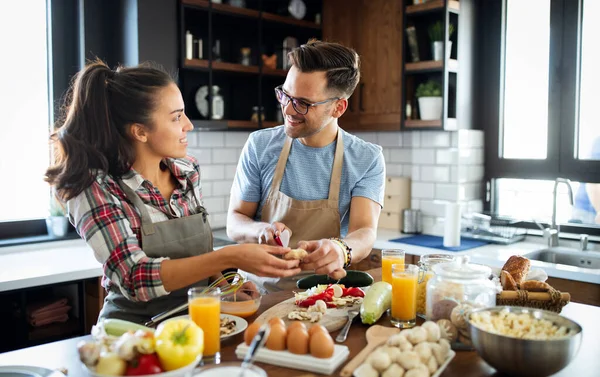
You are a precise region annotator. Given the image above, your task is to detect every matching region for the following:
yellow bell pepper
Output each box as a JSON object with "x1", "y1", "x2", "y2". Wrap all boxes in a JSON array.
[{"x1": 154, "y1": 319, "x2": 203, "y2": 371}]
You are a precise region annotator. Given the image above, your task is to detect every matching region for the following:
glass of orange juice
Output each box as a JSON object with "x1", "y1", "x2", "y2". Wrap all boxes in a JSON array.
[
  {"x1": 381, "y1": 249, "x2": 405, "y2": 284},
  {"x1": 188, "y1": 287, "x2": 221, "y2": 363},
  {"x1": 390, "y1": 264, "x2": 418, "y2": 329}
]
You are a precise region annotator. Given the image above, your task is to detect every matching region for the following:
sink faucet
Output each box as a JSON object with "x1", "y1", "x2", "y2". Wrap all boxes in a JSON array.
[{"x1": 548, "y1": 178, "x2": 574, "y2": 247}]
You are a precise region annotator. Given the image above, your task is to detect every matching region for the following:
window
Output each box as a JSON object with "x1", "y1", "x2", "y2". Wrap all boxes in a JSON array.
[
  {"x1": 0, "y1": 1, "x2": 51, "y2": 223},
  {"x1": 482, "y1": 0, "x2": 600, "y2": 230}
]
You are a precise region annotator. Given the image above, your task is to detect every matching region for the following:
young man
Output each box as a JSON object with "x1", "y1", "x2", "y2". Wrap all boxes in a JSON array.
[{"x1": 227, "y1": 40, "x2": 386, "y2": 291}]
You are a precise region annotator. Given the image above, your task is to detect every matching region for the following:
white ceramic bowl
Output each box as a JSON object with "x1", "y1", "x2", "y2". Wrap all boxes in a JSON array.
[
  {"x1": 193, "y1": 361, "x2": 267, "y2": 377},
  {"x1": 83, "y1": 355, "x2": 200, "y2": 377}
]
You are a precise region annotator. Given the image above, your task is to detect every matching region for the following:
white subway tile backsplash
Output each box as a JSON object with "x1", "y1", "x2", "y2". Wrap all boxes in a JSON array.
[
  {"x1": 451, "y1": 131, "x2": 459, "y2": 148},
  {"x1": 201, "y1": 182, "x2": 213, "y2": 197},
  {"x1": 420, "y1": 166, "x2": 450, "y2": 182},
  {"x1": 459, "y1": 148, "x2": 484, "y2": 165},
  {"x1": 419, "y1": 199, "x2": 446, "y2": 217},
  {"x1": 457, "y1": 129, "x2": 484, "y2": 148},
  {"x1": 196, "y1": 132, "x2": 224, "y2": 148},
  {"x1": 225, "y1": 132, "x2": 251, "y2": 147},
  {"x1": 188, "y1": 148, "x2": 212, "y2": 164},
  {"x1": 386, "y1": 163, "x2": 403, "y2": 177},
  {"x1": 213, "y1": 148, "x2": 240, "y2": 164},
  {"x1": 420, "y1": 131, "x2": 451, "y2": 148},
  {"x1": 436, "y1": 149, "x2": 458, "y2": 165},
  {"x1": 411, "y1": 199, "x2": 420, "y2": 210},
  {"x1": 225, "y1": 164, "x2": 238, "y2": 179},
  {"x1": 390, "y1": 149, "x2": 412, "y2": 164},
  {"x1": 212, "y1": 180, "x2": 233, "y2": 196},
  {"x1": 200, "y1": 165, "x2": 225, "y2": 181},
  {"x1": 411, "y1": 182, "x2": 435, "y2": 199},
  {"x1": 376, "y1": 132, "x2": 403, "y2": 147},
  {"x1": 186, "y1": 132, "x2": 199, "y2": 148},
  {"x1": 435, "y1": 183, "x2": 462, "y2": 201},
  {"x1": 382, "y1": 149, "x2": 391, "y2": 162},
  {"x1": 412, "y1": 149, "x2": 436, "y2": 165},
  {"x1": 468, "y1": 165, "x2": 485, "y2": 182},
  {"x1": 467, "y1": 199, "x2": 484, "y2": 213},
  {"x1": 209, "y1": 212, "x2": 227, "y2": 228},
  {"x1": 464, "y1": 183, "x2": 483, "y2": 200},
  {"x1": 451, "y1": 166, "x2": 466, "y2": 183},
  {"x1": 403, "y1": 131, "x2": 421, "y2": 147},
  {"x1": 355, "y1": 132, "x2": 379, "y2": 144},
  {"x1": 202, "y1": 197, "x2": 226, "y2": 213},
  {"x1": 410, "y1": 165, "x2": 420, "y2": 180}
]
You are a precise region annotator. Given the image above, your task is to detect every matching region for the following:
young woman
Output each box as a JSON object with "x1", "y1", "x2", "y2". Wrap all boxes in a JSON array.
[{"x1": 45, "y1": 60, "x2": 301, "y2": 324}]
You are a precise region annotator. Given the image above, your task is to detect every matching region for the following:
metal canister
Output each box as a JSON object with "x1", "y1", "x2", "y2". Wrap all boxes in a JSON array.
[{"x1": 402, "y1": 209, "x2": 423, "y2": 234}]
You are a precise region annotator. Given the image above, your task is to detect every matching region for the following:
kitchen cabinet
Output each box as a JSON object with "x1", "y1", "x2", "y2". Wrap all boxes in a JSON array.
[{"x1": 323, "y1": 0, "x2": 404, "y2": 131}]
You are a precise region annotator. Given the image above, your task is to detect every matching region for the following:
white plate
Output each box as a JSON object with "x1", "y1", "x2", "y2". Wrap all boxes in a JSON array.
[
  {"x1": 168, "y1": 314, "x2": 248, "y2": 339},
  {"x1": 0, "y1": 366, "x2": 65, "y2": 377},
  {"x1": 194, "y1": 85, "x2": 209, "y2": 118}
]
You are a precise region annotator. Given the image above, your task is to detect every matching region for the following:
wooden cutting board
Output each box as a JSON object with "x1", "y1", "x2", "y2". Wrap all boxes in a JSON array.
[{"x1": 254, "y1": 296, "x2": 359, "y2": 332}]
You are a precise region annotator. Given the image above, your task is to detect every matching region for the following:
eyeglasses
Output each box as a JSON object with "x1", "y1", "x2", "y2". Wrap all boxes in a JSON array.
[{"x1": 274, "y1": 85, "x2": 340, "y2": 115}]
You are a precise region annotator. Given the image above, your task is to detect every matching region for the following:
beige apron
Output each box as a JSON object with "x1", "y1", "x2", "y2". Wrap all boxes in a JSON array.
[
  {"x1": 246, "y1": 129, "x2": 344, "y2": 292},
  {"x1": 98, "y1": 179, "x2": 213, "y2": 324}
]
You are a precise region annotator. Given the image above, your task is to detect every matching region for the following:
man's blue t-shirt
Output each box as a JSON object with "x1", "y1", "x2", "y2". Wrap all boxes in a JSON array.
[{"x1": 232, "y1": 126, "x2": 386, "y2": 237}]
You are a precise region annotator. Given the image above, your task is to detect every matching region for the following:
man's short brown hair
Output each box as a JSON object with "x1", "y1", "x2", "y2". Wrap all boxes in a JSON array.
[{"x1": 287, "y1": 39, "x2": 360, "y2": 99}]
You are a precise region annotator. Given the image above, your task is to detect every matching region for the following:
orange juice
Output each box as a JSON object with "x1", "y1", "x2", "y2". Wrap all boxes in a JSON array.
[
  {"x1": 391, "y1": 274, "x2": 417, "y2": 320},
  {"x1": 189, "y1": 296, "x2": 221, "y2": 356},
  {"x1": 382, "y1": 256, "x2": 405, "y2": 284}
]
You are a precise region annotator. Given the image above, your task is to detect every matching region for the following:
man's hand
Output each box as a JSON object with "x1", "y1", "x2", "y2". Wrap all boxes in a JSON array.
[
  {"x1": 234, "y1": 244, "x2": 301, "y2": 278},
  {"x1": 257, "y1": 222, "x2": 289, "y2": 246},
  {"x1": 298, "y1": 239, "x2": 346, "y2": 278}
]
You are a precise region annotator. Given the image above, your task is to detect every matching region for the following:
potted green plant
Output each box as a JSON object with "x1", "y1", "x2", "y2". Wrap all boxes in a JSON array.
[
  {"x1": 46, "y1": 195, "x2": 69, "y2": 238},
  {"x1": 428, "y1": 21, "x2": 455, "y2": 61},
  {"x1": 415, "y1": 80, "x2": 443, "y2": 120}
]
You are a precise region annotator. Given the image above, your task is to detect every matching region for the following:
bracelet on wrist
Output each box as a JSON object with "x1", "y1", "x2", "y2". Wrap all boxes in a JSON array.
[{"x1": 329, "y1": 237, "x2": 352, "y2": 268}]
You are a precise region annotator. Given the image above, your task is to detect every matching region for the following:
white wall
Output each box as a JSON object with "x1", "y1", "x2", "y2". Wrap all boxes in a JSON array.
[{"x1": 187, "y1": 129, "x2": 485, "y2": 234}]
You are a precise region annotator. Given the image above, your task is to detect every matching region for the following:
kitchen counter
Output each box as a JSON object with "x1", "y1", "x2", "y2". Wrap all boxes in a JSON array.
[
  {"x1": 0, "y1": 268, "x2": 597, "y2": 377},
  {"x1": 1, "y1": 229, "x2": 598, "y2": 293}
]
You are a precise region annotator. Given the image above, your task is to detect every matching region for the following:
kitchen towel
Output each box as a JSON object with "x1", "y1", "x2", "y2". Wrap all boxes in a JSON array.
[
  {"x1": 443, "y1": 202, "x2": 461, "y2": 247},
  {"x1": 389, "y1": 234, "x2": 488, "y2": 252}
]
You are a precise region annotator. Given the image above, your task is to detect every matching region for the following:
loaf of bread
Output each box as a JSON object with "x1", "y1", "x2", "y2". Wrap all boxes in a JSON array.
[
  {"x1": 500, "y1": 270, "x2": 518, "y2": 290},
  {"x1": 501, "y1": 255, "x2": 531, "y2": 285},
  {"x1": 520, "y1": 280, "x2": 553, "y2": 292}
]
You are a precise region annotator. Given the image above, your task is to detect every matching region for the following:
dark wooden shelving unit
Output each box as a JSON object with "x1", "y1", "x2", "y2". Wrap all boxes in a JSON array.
[
  {"x1": 406, "y1": 0, "x2": 460, "y2": 15},
  {"x1": 404, "y1": 118, "x2": 457, "y2": 129},
  {"x1": 406, "y1": 59, "x2": 458, "y2": 73},
  {"x1": 179, "y1": 0, "x2": 322, "y2": 130}
]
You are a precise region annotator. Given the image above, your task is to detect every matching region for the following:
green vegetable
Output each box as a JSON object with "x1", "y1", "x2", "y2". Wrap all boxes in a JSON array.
[
  {"x1": 360, "y1": 281, "x2": 392, "y2": 325},
  {"x1": 296, "y1": 271, "x2": 374, "y2": 289},
  {"x1": 103, "y1": 318, "x2": 155, "y2": 337},
  {"x1": 415, "y1": 80, "x2": 442, "y2": 98}
]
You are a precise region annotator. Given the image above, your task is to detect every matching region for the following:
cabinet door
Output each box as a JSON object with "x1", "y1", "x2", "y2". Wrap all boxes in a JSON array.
[
  {"x1": 357, "y1": 0, "x2": 403, "y2": 130},
  {"x1": 322, "y1": 0, "x2": 361, "y2": 131}
]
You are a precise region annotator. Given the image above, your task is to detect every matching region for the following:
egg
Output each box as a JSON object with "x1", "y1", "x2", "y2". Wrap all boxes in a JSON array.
[
  {"x1": 308, "y1": 324, "x2": 328, "y2": 336},
  {"x1": 268, "y1": 317, "x2": 285, "y2": 328},
  {"x1": 286, "y1": 328, "x2": 309, "y2": 355},
  {"x1": 244, "y1": 322, "x2": 262, "y2": 346},
  {"x1": 265, "y1": 324, "x2": 287, "y2": 351},
  {"x1": 287, "y1": 321, "x2": 307, "y2": 334},
  {"x1": 309, "y1": 330, "x2": 335, "y2": 358}
]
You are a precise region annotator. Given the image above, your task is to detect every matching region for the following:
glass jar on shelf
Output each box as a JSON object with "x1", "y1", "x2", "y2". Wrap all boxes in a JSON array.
[
  {"x1": 426, "y1": 256, "x2": 496, "y2": 345},
  {"x1": 251, "y1": 106, "x2": 265, "y2": 123},
  {"x1": 210, "y1": 86, "x2": 224, "y2": 120},
  {"x1": 416, "y1": 254, "x2": 455, "y2": 318}
]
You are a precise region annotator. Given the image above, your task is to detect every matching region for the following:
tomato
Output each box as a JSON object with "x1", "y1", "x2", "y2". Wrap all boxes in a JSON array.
[{"x1": 125, "y1": 353, "x2": 163, "y2": 375}]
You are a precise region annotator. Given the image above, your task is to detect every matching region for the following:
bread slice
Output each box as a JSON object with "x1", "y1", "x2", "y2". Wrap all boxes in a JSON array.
[
  {"x1": 500, "y1": 270, "x2": 518, "y2": 290},
  {"x1": 520, "y1": 280, "x2": 553, "y2": 292},
  {"x1": 502, "y1": 255, "x2": 531, "y2": 285}
]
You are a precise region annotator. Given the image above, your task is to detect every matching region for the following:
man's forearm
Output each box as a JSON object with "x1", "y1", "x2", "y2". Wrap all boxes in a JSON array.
[
  {"x1": 226, "y1": 211, "x2": 268, "y2": 243},
  {"x1": 342, "y1": 227, "x2": 377, "y2": 264}
]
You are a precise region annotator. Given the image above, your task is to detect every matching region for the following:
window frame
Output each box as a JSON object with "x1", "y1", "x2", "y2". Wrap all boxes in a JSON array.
[{"x1": 481, "y1": 0, "x2": 600, "y2": 223}]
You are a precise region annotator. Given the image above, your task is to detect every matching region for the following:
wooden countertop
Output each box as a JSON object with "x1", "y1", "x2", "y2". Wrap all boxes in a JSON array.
[{"x1": 0, "y1": 268, "x2": 597, "y2": 376}]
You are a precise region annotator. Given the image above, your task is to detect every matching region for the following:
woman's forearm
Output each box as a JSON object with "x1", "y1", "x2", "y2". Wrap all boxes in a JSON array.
[{"x1": 160, "y1": 248, "x2": 234, "y2": 292}]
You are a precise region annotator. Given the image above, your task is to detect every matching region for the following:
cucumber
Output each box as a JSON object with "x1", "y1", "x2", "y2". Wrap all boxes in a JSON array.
[
  {"x1": 360, "y1": 281, "x2": 392, "y2": 325},
  {"x1": 296, "y1": 271, "x2": 374, "y2": 289},
  {"x1": 102, "y1": 318, "x2": 155, "y2": 337}
]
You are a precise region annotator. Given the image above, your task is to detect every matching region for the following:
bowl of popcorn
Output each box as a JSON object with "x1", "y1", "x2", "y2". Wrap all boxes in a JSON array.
[{"x1": 467, "y1": 306, "x2": 582, "y2": 377}]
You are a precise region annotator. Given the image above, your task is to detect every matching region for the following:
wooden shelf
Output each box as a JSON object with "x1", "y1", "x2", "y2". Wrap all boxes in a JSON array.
[
  {"x1": 406, "y1": 0, "x2": 460, "y2": 15},
  {"x1": 227, "y1": 120, "x2": 260, "y2": 129},
  {"x1": 261, "y1": 121, "x2": 281, "y2": 129},
  {"x1": 404, "y1": 118, "x2": 457, "y2": 129},
  {"x1": 263, "y1": 67, "x2": 288, "y2": 77},
  {"x1": 185, "y1": 59, "x2": 260, "y2": 74},
  {"x1": 182, "y1": 0, "x2": 320, "y2": 29},
  {"x1": 406, "y1": 59, "x2": 458, "y2": 73}
]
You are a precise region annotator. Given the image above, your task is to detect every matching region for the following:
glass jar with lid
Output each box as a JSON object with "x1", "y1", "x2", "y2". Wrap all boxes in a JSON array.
[
  {"x1": 426, "y1": 256, "x2": 496, "y2": 344},
  {"x1": 416, "y1": 254, "x2": 455, "y2": 318}
]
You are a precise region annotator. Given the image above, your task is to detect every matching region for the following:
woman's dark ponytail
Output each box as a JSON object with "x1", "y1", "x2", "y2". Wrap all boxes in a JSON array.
[{"x1": 45, "y1": 59, "x2": 173, "y2": 200}]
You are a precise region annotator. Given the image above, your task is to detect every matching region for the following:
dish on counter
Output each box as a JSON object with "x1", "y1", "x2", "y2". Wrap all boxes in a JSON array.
[
  {"x1": 220, "y1": 286, "x2": 262, "y2": 318},
  {"x1": 167, "y1": 314, "x2": 248, "y2": 339},
  {"x1": 0, "y1": 365, "x2": 66, "y2": 377}
]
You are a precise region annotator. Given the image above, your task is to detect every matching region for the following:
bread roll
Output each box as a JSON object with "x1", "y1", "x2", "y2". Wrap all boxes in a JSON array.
[
  {"x1": 501, "y1": 255, "x2": 531, "y2": 285},
  {"x1": 500, "y1": 270, "x2": 518, "y2": 291},
  {"x1": 520, "y1": 280, "x2": 553, "y2": 292}
]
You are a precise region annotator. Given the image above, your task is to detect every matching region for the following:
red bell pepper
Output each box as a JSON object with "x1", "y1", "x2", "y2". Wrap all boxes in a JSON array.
[
  {"x1": 296, "y1": 288, "x2": 335, "y2": 307},
  {"x1": 125, "y1": 353, "x2": 163, "y2": 376},
  {"x1": 342, "y1": 287, "x2": 365, "y2": 298}
]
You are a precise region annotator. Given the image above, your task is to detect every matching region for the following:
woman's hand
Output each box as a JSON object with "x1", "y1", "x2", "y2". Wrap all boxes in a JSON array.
[
  {"x1": 297, "y1": 239, "x2": 346, "y2": 279},
  {"x1": 257, "y1": 222, "x2": 289, "y2": 246},
  {"x1": 236, "y1": 281, "x2": 261, "y2": 300},
  {"x1": 232, "y1": 244, "x2": 302, "y2": 278}
]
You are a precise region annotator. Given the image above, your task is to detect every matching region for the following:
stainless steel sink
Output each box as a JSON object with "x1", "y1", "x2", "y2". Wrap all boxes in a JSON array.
[{"x1": 525, "y1": 247, "x2": 600, "y2": 269}]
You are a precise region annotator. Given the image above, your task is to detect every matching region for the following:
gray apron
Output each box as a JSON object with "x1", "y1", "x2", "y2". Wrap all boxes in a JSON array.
[{"x1": 98, "y1": 179, "x2": 213, "y2": 324}]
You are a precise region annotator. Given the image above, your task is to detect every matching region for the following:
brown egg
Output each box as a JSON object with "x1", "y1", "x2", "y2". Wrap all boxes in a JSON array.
[
  {"x1": 309, "y1": 330, "x2": 335, "y2": 358},
  {"x1": 287, "y1": 321, "x2": 307, "y2": 334},
  {"x1": 244, "y1": 322, "x2": 262, "y2": 346},
  {"x1": 268, "y1": 317, "x2": 286, "y2": 328},
  {"x1": 265, "y1": 324, "x2": 287, "y2": 351},
  {"x1": 286, "y1": 328, "x2": 309, "y2": 355},
  {"x1": 308, "y1": 324, "x2": 328, "y2": 337}
]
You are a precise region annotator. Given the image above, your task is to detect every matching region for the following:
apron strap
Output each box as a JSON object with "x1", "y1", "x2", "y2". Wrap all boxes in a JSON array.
[
  {"x1": 268, "y1": 136, "x2": 293, "y2": 198},
  {"x1": 117, "y1": 179, "x2": 156, "y2": 236},
  {"x1": 328, "y1": 128, "x2": 344, "y2": 202}
]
